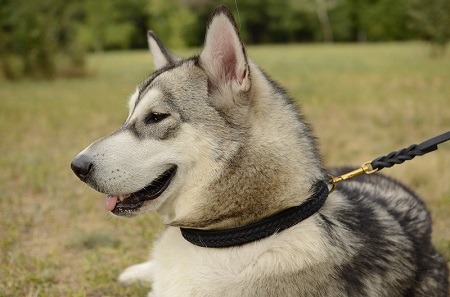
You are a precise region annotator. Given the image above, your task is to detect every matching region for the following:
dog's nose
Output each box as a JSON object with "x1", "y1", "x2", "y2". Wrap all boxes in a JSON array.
[{"x1": 71, "y1": 154, "x2": 94, "y2": 182}]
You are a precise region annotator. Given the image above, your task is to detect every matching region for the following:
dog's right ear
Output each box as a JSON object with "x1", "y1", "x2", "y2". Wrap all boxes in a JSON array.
[
  {"x1": 199, "y1": 6, "x2": 250, "y2": 101},
  {"x1": 147, "y1": 31, "x2": 181, "y2": 70}
]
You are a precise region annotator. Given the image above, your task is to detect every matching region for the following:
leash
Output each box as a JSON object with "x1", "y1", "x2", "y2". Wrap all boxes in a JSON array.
[{"x1": 328, "y1": 130, "x2": 450, "y2": 193}]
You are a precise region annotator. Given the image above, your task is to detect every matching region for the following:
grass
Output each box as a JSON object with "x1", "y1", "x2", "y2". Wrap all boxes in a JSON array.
[{"x1": 0, "y1": 42, "x2": 449, "y2": 296}]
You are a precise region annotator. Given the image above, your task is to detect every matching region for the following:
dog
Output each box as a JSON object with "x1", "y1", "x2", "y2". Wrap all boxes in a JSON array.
[{"x1": 71, "y1": 5, "x2": 448, "y2": 296}]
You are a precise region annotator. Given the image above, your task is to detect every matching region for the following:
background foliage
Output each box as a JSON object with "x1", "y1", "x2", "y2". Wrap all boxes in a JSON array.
[{"x1": 0, "y1": 0, "x2": 449, "y2": 79}]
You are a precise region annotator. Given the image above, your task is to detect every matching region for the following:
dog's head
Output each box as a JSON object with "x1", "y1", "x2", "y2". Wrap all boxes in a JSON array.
[
  {"x1": 71, "y1": 6, "x2": 252, "y2": 220},
  {"x1": 71, "y1": 5, "x2": 323, "y2": 227}
]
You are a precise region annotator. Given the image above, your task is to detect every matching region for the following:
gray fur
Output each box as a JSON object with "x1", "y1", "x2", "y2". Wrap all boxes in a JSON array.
[{"x1": 71, "y1": 5, "x2": 448, "y2": 296}]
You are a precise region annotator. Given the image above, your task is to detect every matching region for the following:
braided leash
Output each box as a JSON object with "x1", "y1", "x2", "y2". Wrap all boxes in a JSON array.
[{"x1": 328, "y1": 130, "x2": 450, "y2": 193}]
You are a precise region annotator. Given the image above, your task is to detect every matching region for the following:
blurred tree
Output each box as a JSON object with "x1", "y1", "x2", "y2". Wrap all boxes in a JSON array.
[
  {"x1": 146, "y1": 0, "x2": 197, "y2": 48},
  {"x1": 314, "y1": 0, "x2": 335, "y2": 42},
  {"x1": 360, "y1": 0, "x2": 409, "y2": 41},
  {"x1": 189, "y1": 0, "x2": 318, "y2": 43},
  {"x1": 0, "y1": 0, "x2": 151, "y2": 79},
  {"x1": 408, "y1": 0, "x2": 450, "y2": 56},
  {"x1": 266, "y1": 0, "x2": 316, "y2": 43},
  {"x1": 327, "y1": 2, "x2": 353, "y2": 41},
  {"x1": 0, "y1": 0, "x2": 86, "y2": 79},
  {"x1": 288, "y1": 0, "x2": 340, "y2": 42},
  {"x1": 1, "y1": 0, "x2": 444, "y2": 81},
  {"x1": 80, "y1": 0, "x2": 150, "y2": 51}
]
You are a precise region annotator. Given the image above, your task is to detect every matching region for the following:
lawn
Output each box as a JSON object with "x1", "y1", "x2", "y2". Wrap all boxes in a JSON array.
[{"x1": 1, "y1": 43, "x2": 449, "y2": 296}]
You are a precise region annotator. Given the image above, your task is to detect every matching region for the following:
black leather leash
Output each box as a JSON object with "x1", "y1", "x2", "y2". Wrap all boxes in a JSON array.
[
  {"x1": 329, "y1": 130, "x2": 450, "y2": 192},
  {"x1": 180, "y1": 181, "x2": 329, "y2": 248}
]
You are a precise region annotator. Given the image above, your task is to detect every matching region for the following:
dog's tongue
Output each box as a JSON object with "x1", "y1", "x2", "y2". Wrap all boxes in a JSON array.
[{"x1": 105, "y1": 195, "x2": 118, "y2": 211}]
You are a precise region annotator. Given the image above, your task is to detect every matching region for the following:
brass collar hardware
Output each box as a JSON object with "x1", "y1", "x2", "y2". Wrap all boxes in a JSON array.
[{"x1": 328, "y1": 161, "x2": 379, "y2": 193}]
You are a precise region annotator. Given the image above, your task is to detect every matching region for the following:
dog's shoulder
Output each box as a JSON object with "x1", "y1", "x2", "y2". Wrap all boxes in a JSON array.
[{"x1": 327, "y1": 166, "x2": 432, "y2": 238}]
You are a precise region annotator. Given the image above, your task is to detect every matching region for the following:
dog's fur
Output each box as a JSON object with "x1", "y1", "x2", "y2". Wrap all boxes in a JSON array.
[{"x1": 72, "y1": 5, "x2": 448, "y2": 296}]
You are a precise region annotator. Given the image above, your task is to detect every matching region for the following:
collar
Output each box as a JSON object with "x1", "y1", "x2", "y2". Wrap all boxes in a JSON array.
[{"x1": 180, "y1": 180, "x2": 329, "y2": 248}]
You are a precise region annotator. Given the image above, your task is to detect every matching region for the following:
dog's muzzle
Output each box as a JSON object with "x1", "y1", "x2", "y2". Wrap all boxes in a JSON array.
[{"x1": 71, "y1": 153, "x2": 178, "y2": 216}]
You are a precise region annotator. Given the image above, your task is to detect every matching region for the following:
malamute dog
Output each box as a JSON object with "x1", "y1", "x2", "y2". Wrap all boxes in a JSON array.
[{"x1": 71, "y1": 5, "x2": 448, "y2": 296}]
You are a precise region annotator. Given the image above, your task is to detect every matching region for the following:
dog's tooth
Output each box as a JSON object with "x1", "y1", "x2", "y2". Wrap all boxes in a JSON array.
[{"x1": 117, "y1": 193, "x2": 131, "y2": 201}]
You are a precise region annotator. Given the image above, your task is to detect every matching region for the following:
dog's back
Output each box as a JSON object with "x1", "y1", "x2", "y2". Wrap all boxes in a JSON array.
[{"x1": 325, "y1": 168, "x2": 449, "y2": 296}]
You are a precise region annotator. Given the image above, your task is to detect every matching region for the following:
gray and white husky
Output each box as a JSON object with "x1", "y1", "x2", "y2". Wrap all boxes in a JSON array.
[{"x1": 71, "y1": 5, "x2": 448, "y2": 297}]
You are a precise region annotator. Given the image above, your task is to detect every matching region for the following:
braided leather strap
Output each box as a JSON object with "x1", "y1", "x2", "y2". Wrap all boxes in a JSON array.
[
  {"x1": 180, "y1": 181, "x2": 329, "y2": 248},
  {"x1": 371, "y1": 131, "x2": 450, "y2": 170},
  {"x1": 371, "y1": 144, "x2": 424, "y2": 169}
]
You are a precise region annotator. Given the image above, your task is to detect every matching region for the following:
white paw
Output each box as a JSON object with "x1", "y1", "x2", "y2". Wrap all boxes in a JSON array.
[{"x1": 118, "y1": 261, "x2": 154, "y2": 285}]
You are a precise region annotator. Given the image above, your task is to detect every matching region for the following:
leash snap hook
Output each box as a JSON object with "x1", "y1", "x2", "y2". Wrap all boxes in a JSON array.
[
  {"x1": 362, "y1": 161, "x2": 378, "y2": 174},
  {"x1": 327, "y1": 174, "x2": 338, "y2": 193},
  {"x1": 328, "y1": 161, "x2": 378, "y2": 193}
]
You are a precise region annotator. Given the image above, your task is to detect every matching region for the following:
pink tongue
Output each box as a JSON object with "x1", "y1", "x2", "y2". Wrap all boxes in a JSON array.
[{"x1": 104, "y1": 195, "x2": 118, "y2": 211}]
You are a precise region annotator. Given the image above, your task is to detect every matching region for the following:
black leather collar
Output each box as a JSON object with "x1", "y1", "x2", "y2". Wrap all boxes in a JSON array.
[{"x1": 180, "y1": 180, "x2": 329, "y2": 248}]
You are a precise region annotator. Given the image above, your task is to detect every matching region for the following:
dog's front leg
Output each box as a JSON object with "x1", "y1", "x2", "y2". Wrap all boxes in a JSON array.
[{"x1": 118, "y1": 260, "x2": 155, "y2": 286}]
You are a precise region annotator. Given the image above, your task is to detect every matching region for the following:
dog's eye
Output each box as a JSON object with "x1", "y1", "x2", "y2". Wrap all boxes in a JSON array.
[{"x1": 144, "y1": 112, "x2": 169, "y2": 124}]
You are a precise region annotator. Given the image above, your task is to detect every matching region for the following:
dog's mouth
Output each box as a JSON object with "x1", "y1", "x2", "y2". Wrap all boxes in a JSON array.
[{"x1": 105, "y1": 165, "x2": 177, "y2": 216}]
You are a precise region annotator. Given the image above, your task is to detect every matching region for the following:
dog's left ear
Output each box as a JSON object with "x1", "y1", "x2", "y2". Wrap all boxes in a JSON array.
[
  {"x1": 200, "y1": 5, "x2": 250, "y2": 99},
  {"x1": 148, "y1": 30, "x2": 181, "y2": 70}
]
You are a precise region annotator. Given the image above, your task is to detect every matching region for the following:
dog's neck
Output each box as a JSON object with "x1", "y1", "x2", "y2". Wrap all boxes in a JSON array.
[
  {"x1": 167, "y1": 63, "x2": 325, "y2": 230},
  {"x1": 180, "y1": 180, "x2": 329, "y2": 247}
]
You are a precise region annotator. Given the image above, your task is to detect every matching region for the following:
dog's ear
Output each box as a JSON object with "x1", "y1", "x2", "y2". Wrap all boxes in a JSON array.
[
  {"x1": 147, "y1": 30, "x2": 181, "y2": 70},
  {"x1": 200, "y1": 5, "x2": 250, "y2": 99}
]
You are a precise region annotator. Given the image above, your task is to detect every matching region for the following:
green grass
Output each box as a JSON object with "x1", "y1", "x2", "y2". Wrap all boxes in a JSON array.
[{"x1": 1, "y1": 43, "x2": 449, "y2": 296}]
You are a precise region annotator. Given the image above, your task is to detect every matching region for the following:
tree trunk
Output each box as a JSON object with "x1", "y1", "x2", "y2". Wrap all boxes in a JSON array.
[{"x1": 315, "y1": 0, "x2": 334, "y2": 42}]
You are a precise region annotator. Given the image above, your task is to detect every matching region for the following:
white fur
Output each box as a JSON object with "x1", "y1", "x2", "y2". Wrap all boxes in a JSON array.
[
  {"x1": 148, "y1": 31, "x2": 180, "y2": 69},
  {"x1": 119, "y1": 204, "x2": 347, "y2": 296}
]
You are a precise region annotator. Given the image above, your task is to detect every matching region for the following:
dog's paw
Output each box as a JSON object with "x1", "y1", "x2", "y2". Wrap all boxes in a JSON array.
[{"x1": 118, "y1": 261, "x2": 154, "y2": 285}]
